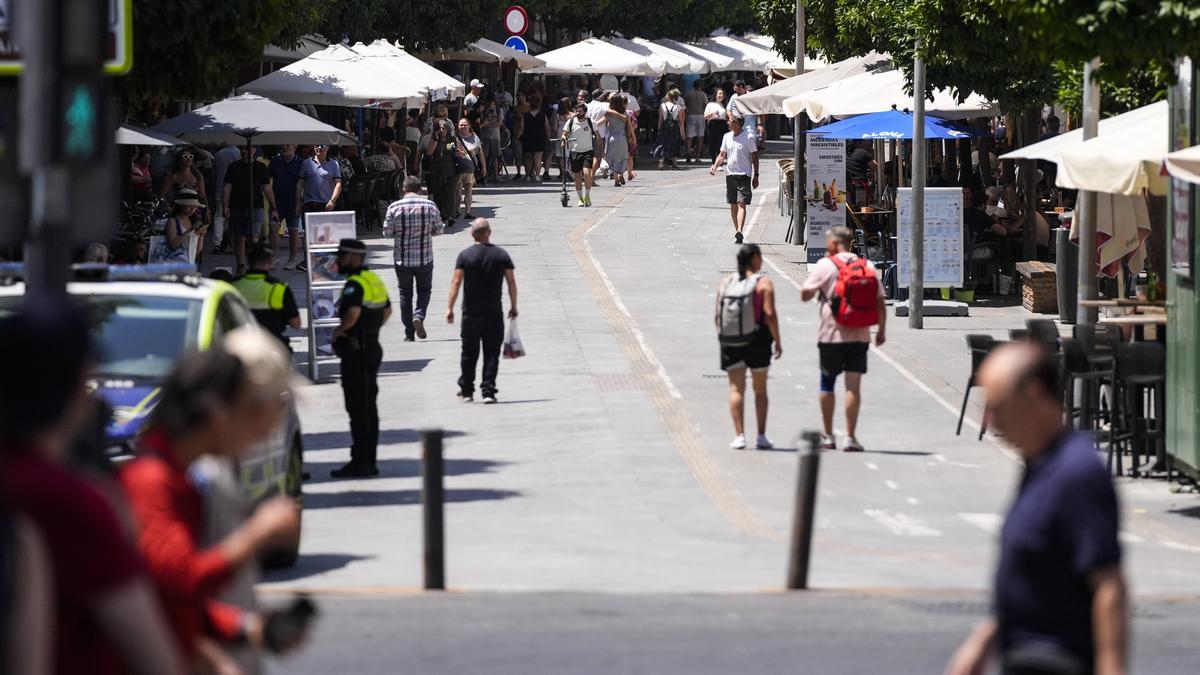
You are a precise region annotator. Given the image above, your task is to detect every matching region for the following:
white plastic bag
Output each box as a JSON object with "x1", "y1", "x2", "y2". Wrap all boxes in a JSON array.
[{"x1": 503, "y1": 318, "x2": 525, "y2": 359}]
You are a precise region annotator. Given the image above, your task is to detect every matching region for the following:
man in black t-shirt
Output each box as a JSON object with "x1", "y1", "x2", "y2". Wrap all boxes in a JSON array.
[
  {"x1": 846, "y1": 141, "x2": 877, "y2": 207},
  {"x1": 446, "y1": 218, "x2": 517, "y2": 404},
  {"x1": 222, "y1": 147, "x2": 277, "y2": 276}
]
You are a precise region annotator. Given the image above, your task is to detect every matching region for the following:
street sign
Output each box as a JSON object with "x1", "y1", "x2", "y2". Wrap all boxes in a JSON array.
[
  {"x1": 504, "y1": 36, "x2": 528, "y2": 54},
  {"x1": 0, "y1": 0, "x2": 133, "y2": 75},
  {"x1": 503, "y1": 5, "x2": 528, "y2": 36}
]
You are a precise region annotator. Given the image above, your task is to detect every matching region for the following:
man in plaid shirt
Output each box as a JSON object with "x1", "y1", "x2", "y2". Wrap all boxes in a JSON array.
[{"x1": 383, "y1": 175, "x2": 444, "y2": 341}]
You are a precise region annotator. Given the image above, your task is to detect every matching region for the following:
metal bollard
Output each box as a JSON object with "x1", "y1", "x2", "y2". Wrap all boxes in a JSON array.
[
  {"x1": 420, "y1": 429, "x2": 445, "y2": 590},
  {"x1": 786, "y1": 431, "x2": 823, "y2": 590}
]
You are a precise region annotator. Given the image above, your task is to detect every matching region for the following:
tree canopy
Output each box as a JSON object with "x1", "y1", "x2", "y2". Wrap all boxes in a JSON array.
[
  {"x1": 753, "y1": 0, "x2": 1056, "y2": 112},
  {"x1": 523, "y1": 0, "x2": 756, "y2": 41}
]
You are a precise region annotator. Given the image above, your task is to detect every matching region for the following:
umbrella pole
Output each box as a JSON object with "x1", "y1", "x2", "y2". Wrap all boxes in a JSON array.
[
  {"x1": 1076, "y1": 58, "x2": 1101, "y2": 325},
  {"x1": 909, "y1": 43, "x2": 926, "y2": 330}
]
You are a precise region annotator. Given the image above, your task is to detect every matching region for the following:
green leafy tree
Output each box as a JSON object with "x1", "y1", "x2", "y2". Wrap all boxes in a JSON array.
[
  {"x1": 524, "y1": 0, "x2": 756, "y2": 43},
  {"x1": 314, "y1": 0, "x2": 506, "y2": 50},
  {"x1": 752, "y1": 0, "x2": 1056, "y2": 112},
  {"x1": 118, "y1": 0, "x2": 298, "y2": 104}
]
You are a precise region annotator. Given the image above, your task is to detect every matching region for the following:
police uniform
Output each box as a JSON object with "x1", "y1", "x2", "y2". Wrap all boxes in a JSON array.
[
  {"x1": 231, "y1": 272, "x2": 299, "y2": 348},
  {"x1": 335, "y1": 240, "x2": 390, "y2": 475}
]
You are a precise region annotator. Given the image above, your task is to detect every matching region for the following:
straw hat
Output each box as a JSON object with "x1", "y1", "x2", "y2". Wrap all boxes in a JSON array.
[{"x1": 175, "y1": 187, "x2": 202, "y2": 207}]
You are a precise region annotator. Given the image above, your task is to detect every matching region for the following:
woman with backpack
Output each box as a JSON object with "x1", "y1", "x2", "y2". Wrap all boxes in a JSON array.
[
  {"x1": 657, "y1": 89, "x2": 686, "y2": 170},
  {"x1": 715, "y1": 244, "x2": 782, "y2": 450}
]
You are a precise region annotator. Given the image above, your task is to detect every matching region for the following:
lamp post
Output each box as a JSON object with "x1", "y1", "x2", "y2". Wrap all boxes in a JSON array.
[
  {"x1": 909, "y1": 40, "x2": 926, "y2": 329},
  {"x1": 792, "y1": 2, "x2": 806, "y2": 245}
]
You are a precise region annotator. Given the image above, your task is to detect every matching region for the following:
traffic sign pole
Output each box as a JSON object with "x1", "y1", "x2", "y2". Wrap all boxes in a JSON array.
[{"x1": 16, "y1": 0, "x2": 111, "y2": 301}]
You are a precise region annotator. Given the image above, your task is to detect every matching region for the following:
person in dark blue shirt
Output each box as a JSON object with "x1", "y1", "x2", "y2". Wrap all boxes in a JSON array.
[{"x1": 947, "y1": 343, "x2": 1127, "y2": 675}]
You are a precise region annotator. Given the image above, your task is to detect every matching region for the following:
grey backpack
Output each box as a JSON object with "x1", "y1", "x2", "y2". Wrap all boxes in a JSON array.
[{"x1": 717, "y1": 273, "x2": 761, "y2": 346}]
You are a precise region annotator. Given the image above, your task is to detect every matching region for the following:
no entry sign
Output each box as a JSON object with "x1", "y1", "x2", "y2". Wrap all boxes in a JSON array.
[{"x1": 503, "y1": 5, "x2": 528, "y2": 36}]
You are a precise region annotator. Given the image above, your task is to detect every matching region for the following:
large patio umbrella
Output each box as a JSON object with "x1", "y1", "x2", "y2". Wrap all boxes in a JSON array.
[
  {"x1": 693, "y1": 37, "x2": 769, "y2": 72},
  {"x1": 116, "y1": 124, "x2": 186, "y2": 146},
  {"x1": 652, "y1": 38, "x2": 735, "y2": 72},
  {"x1": 731, "y1": 52, "x2": 891, "y2": 116},
  {"x1": 1165, "y1": 140, "x2": 1200, "y2": 185},
  {"x1": 353, "y1": 40, "x2": 466, "y2": 99},
  {"x1": 529, "y1": 38, "x2": 666, "y2": 76},
  {"x1": 1055, "y1": 105, "x2": 1169, "y2": 197},
  {"x1": 429, "y1": 38, "x2": 546, "y2": 70},
  {"x1": 240, "y1": 44, "x2": 427, "y2": 109},
  {"x1": 609, "y1": 37, "x2": 706, "y2": 75},
  {"x1": 783, "y1": 68, "x2": 995, "y2": 122},
  {"x1": 151, "y1": 94, "x2": 356, "y2": 217},
  {"x1": 1000, "y1": 100, "x2": 1166, "y2": 163},
  {"x1": 717, "y1": 35, "x2": 798, "y2": 73},
  {"x1": 807, "y1": 108, "x2": 981, "y2": 140}
]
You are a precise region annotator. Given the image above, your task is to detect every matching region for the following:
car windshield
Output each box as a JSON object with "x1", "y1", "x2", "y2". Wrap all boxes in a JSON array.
[{"x1": 0, "y1": 293, "x2": 203, "y2": 379}]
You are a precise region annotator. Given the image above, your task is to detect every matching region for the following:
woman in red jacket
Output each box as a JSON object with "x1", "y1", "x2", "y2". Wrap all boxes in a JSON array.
[{"x1": 120, "y1": 327, "x2": 300, "y2": 668}]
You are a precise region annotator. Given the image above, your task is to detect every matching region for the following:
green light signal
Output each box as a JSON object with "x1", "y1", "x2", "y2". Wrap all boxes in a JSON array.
[{"x1": 64, "y1": 86, "x2": 97, "y2": 158}]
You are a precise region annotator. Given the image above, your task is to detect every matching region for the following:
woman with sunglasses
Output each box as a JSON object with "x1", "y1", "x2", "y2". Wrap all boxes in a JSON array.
[
  {"x1": 454, "y1": 118, "x2": 485, "y2": 220},
  {"x1": 160, "y1": 148, "x2": 209, "y2": 224}
]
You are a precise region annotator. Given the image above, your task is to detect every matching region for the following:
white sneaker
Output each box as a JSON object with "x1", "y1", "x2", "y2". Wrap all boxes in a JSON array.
[
  {"x1": 756, "y1": 434, "x2": 774, "y2": 450},
  {"x1": 482, "y1": 395, "x2": 497, "y2": 404},
  {"x1": 843, "y1": 437, "x2": 864, "y2": 453},
  {"x1": 730, "y1": 434, "x2": 747, "y2": 450},
  {"x1": 819, "y1": 433, "x2": 836, "y2": 450}
]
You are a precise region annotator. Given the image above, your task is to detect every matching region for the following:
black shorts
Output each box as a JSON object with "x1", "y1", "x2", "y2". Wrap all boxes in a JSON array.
[
  {"x1": 570, "y1": 151, "x2": 594, "y2": 173},
  {"x1": 726, "y1": 174, "x2": 753, "y2": 204},
  {"x1": 721, "y1": 329, "x2": 773, "y2": 372},
  {"x1": 818, "y1": 342, "x2": 869, "y2": 376}
]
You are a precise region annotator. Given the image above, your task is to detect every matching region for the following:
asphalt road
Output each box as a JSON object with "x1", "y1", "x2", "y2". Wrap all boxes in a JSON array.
[
  {"x1": 265, "y1": 591, "x2": 1200, "y2": 674},
  {"x1": 222, "y1": 142, "x2": 1200, "y2": 672}
]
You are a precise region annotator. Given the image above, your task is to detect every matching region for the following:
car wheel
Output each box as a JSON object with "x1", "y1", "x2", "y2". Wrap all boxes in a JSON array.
[{"x1": 264, "y1": 436, "x2": 303, "y2": 569}]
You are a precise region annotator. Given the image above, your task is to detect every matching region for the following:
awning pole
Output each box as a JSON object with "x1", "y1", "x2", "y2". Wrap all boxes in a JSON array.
[
  {"x1": 909, "y1": 40, "x2": 926, "y2": 329},
  {"x1": 1076, "y1": 57, "x2": 1101, "y2": 325},
  {"x1": 791, "y1": 2, "x2": 806, "y2": 245}
]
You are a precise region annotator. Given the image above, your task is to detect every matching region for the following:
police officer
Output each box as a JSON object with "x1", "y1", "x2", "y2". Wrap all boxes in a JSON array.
[
  {"x1": 331, "y1": 239, "x2": 391, "y2": 479},
  {"x1": 232, "y1": 245, "x2": 301, "y2": 349}
]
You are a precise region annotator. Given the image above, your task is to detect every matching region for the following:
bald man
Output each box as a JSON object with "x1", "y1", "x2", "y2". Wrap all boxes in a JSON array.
[{"x1": 947, "y1": 343, "x2": 1127, "y2": 675}]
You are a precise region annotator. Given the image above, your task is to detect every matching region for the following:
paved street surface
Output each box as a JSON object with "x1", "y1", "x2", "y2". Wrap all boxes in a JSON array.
[
  {"x1": 222, "y1": 142, "x2": 1200, "y2": 671},
  {"x1": 265, "y1": 592, "x2": 1200, "y2": 674}
]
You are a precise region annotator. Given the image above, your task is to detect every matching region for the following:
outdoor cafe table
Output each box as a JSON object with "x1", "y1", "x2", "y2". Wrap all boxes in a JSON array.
[{"x1": 1097, "y1": 312, "x2": 1167, "y2": 342}]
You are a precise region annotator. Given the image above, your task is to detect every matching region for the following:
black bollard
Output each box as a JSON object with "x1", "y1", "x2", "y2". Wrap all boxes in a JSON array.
[
  {"x1": 786, "y1": 431, "x2": 823, "y2": 590},
  {"x1": 421, "y1": 428, "x2": 445, "y2": 590}
]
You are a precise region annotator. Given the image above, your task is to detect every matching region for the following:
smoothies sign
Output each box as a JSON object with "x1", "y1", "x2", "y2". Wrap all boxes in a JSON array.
[{"x1": 805, "y1": 135, "x2": 846, "y2": 263}]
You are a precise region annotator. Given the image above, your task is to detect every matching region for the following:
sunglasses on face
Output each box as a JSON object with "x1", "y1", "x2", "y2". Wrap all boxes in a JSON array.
[{"x1": 181, "y1": 153, "x2": 193, "y2": 160}]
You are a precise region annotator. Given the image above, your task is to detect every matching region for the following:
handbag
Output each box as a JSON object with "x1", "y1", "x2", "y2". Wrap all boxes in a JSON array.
[
  {"x1": 149, "y1": 229, "x2": 195, "y2": 263},
  {"x1": 453, "y1": 140, "x2": 475, "y2": 175}
]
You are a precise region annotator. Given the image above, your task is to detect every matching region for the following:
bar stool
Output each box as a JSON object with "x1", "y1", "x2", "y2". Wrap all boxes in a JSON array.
[
  {"x1": 1109, "y1": 342, "x2": 1166, "y2": 478},
  {"x1": 1026, "y1": 318, "x2": 1061, "y2": 350},
  {"x1": 957, "y1": 334, "x2": 998, "y2": 440},
  {"x1": 1065, "y1": 324, "x2": 1119, "y2": 432}
]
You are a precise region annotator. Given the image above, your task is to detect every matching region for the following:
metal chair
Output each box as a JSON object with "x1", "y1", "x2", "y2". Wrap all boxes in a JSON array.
[
  {"x1": 957, "y1": 334, "x2": 998, "y2": 440},
  {"x1": 1109, "y1": 342, "x2": 1167, "y2": 478}
]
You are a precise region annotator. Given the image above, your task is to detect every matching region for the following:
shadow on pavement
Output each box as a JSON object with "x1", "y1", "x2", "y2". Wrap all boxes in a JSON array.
[
  {"x1": 378, "y1": 358, "x2": 433, "y2": 374},
  {"x1": 303, "y1": 428, "x2": 466, "y2": 451},
  {"x1": 1167, "y1": 505, "x2": 1200, "y2": 519},
  {"x1": 303, "y1": 457, "x2": 507, "y2": 484},
  {"x1": 303, "y1": 488, "x2": 521, "y2": 509},
  {"x1": 491, "y1": 398, "x2": 554, "y2": 405},
  {"x1": 860, "y1": 450, "x2": 935, "y2": 457},
  {"x1": 261, "y1": 553, "x2": 368, "y2": 583}
]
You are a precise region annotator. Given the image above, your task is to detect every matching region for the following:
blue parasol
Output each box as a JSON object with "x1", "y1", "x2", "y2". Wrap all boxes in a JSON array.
[{"x1": 807, "y1": 108, "x2": 981, "y2": 140}]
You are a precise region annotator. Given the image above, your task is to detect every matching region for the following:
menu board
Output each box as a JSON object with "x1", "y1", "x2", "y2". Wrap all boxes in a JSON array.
[
  {"x1": 896, "y1": 188, "x2": 963, "y2": 288},
  {"x1": 303, "y1": 211, "x2": 357, "y2": 381}
]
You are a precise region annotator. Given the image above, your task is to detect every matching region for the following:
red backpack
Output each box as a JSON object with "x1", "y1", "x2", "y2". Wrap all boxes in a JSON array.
[{"x1": 829, "y1": 255, "x2": 880, "y2": 327}]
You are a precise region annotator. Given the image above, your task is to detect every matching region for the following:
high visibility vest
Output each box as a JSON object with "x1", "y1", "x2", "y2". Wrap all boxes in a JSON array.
[
  {"x1": 232, "y1": 273, "x2": 287, "y2": 311},
  {"x1": 346, "y1": 270, "x2": 389, "y2": 309}
]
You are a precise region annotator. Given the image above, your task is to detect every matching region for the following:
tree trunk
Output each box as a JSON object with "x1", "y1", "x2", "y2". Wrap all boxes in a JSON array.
[{"x1": 1147, "y1": 194, "x2": 1168, "y2": 282}]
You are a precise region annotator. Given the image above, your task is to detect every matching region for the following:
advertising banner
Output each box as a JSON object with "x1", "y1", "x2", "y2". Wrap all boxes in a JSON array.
[{"x1": 805, "y1": 136, "x2": 846, "y2": 263}]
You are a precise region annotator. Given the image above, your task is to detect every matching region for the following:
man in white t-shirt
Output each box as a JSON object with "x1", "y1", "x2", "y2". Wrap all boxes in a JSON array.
[
  {"x1": 618, "y1": 80, "x2": 640, "y2": 115},
  {"x1": 708, "y1": 115, "x2": 758, "y2": 244},
  {"x1": 728, "y1": 80, "x2": 761, "y2": 149},
  {"x1": 561, "y1": 101, "x2": 600, "y2": 206},
  {"x1": 463, "y1": 79, "x2": 484, "y2": 111},
  {"x1": 799, "y1": 227, "x2": 887, "y2": 452},
  {"x1": 211, "y1": 145, "x2": 241, "y2": 253}
]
